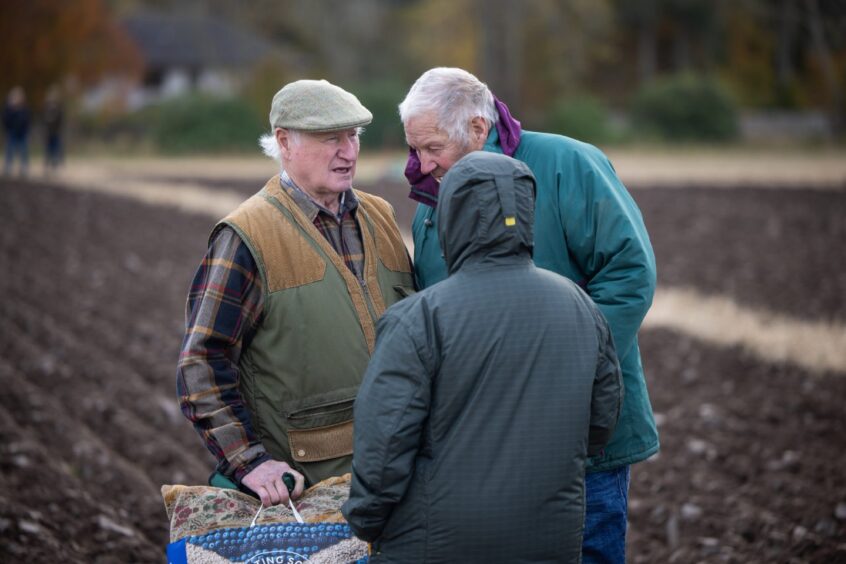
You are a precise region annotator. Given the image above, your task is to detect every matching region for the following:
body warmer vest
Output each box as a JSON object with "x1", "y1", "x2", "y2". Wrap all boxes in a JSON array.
[{"x1": 214, "y1": 176, "x2": 414, "y2": 485}]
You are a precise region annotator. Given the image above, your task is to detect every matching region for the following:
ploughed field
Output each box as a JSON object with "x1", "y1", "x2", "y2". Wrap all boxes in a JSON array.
[{"x1": 0, "y1": 175, "x2": 844, "y2": 562}]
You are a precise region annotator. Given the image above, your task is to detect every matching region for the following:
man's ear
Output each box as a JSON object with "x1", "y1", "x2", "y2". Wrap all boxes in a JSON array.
[
  {"x1": 469, "y1": 116, "x2": 489, "y2": 149},
  {"x1": 275, "y1": 127, "x2": 291, "y2": 158}
]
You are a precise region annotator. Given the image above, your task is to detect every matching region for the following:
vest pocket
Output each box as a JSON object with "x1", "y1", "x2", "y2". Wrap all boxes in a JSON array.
[
  {"x1": 288, "y1": 420, "x2": 353, "y2": 463},
  {"x1": 377, "y1": 264, "x2": 416, "y2": 307},
  {"x1": 393, "y1": 284, "x2": 416, "y2": 299},
  {"x1": 284, "y1": 391, "x2": 356, "y2": 463}
]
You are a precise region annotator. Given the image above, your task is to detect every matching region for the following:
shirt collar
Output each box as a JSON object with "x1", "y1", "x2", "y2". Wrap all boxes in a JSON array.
[{"x1": 279, "y1": 170, "x2": 359, "y2": 222}]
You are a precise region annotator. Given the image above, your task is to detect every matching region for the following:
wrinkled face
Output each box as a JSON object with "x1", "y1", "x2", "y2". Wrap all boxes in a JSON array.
[
  {"x1": 279, "y1": 128, "x2": 360, "y2": 199},
  {"x1": 405, "y1": 112, "x2": 478, "y2": 182}
]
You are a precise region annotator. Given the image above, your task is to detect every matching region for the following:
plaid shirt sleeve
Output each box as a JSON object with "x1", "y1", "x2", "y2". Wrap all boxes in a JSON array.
[{"x1": 176, "y1": 226, "x2": 271, "y2": 482}]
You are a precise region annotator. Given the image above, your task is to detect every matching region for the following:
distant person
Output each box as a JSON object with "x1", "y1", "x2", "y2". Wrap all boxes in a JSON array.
[
  {"x1": 176, "y1": 79, "x2": 414, "y2": 508},
  {"x1": 3, "y1": 86, "x2": 30, "y2": 177},
  {"x1": 43, "y1": 88, "x2": 64, "y2": 174},
  {"x1": 400, "y1": 67, "x2": 658, "y2": 563},
  {"x1": 343, "y1": 151, "x2": 624, "y2": 563}
]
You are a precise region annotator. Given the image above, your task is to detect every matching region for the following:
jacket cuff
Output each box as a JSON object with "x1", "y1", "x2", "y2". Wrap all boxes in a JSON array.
[{"x1": 233, "y1": 451, "x2": 272, "y2": 483}]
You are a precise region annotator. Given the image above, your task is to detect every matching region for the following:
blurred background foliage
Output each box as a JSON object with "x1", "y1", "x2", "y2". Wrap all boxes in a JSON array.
[
  {"x1": 631, "y1": 74, "x2": 740, "y2": 142},
  {"x1": 1, "y1": 0, "x2": 844, "y2": 154},
  {"x1": 150, "y1": 95, "x2": 266, "y2": 154}
]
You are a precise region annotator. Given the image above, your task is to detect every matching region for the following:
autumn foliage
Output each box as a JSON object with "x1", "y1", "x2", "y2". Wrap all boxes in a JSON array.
[{"x1": 0, "y1": 0, "x2": 142, "y2": 109}]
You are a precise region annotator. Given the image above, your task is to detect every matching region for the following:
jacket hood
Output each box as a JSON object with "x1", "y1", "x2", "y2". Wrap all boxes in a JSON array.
[{"x1": 437, "y1": 151, "x2": 536, "y2": 275}]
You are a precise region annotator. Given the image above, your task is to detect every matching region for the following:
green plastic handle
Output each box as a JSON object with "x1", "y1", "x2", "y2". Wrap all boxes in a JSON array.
[{"x1": 282, "y1": 472, "x2": 296, "y2": 494}]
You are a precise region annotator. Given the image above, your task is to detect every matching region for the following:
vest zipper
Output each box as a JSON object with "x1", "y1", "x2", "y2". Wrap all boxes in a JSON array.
[{"x1": 359, "y1": 277, "x2": 380, "y2": 324}]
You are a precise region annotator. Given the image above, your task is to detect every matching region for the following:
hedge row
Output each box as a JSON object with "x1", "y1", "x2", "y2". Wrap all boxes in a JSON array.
[{"x1": 78, "y1": 73, "x2": 740, "y2": 154}]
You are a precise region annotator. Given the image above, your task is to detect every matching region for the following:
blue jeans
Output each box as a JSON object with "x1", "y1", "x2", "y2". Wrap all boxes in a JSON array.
[
  {"x1": 582, "y1": 465, "x2": 630, "y2": 564},
  {"x1": 4, "y1": 135, "x2": 28, "y2": 176},
  {"x1": 45, "y1": 135, "x2": 62, "y2": 170}
]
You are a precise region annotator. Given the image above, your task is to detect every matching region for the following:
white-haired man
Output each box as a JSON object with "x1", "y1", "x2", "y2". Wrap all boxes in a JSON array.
[
  {"x1": 401, "y1": 67, "x2": 658, "y2": 563},
  {"x1": 177, "y1": 79, "x2": 414, "y2": 507}
]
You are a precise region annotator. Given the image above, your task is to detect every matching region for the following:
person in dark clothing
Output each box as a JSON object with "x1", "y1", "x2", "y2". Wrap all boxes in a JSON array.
[
  {"x1": 3, "y1": 86, "x2": 30, "y2": 177},
  {"x1": 342, "y1": 151, "x2": 624, "y2": 563},
  {"x1": 43, "y1": 89, "x2": 64, "y2": 174}
]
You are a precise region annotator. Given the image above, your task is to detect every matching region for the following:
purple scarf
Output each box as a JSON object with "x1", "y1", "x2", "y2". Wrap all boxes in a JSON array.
[{"x1": 405, "y1": 95, "x2": 522, "y2": 207}]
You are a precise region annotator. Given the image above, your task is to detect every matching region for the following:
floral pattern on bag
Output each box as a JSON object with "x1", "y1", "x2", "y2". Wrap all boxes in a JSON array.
[{"x1": 162, "y1": 474, "x2": 353, "y2": 542}]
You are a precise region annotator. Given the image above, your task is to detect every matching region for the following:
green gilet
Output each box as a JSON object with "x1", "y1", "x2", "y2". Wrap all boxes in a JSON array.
[{"x1": 214, "y1": 176, "x2": 414, "y2": 485}]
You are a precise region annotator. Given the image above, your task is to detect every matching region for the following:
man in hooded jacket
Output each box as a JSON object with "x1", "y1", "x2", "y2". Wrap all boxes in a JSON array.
[{"x1": 342, "y1": 151, "x2": 624, "y2": 563}]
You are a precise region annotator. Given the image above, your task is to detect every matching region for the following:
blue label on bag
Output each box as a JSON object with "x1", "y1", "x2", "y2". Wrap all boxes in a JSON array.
[
  {"x1": 169, "y1": 523, "x2": 364, "y2": 562},
  {"x1": 166, "y1": 538, "x2": 188, "y2": 564},
  {"x1": 246, "y1": 551, "x2": 308, "y2": 564}
]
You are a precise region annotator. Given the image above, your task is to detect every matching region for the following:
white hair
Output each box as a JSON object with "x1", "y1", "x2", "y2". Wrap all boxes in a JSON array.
[
  {"x1": 399, "y1": 67, "x2": 498, "y2": 148},
  {"x1": 259, "y1": 129, "x2": 298, "y2": 164},
  {"x1": 259, "y1": 132, "x2": 281, "y2": 162},
  {"x1": 258, "y1": 127, "x2": 364, "y2": 164}
]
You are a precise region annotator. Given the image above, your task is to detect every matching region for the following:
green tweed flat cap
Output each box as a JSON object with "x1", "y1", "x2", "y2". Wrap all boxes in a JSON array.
[{"x1": 269, "y1": 79, "x2": 372, "y2": 132}]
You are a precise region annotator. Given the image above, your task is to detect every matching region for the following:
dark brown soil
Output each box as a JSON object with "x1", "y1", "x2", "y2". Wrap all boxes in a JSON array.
[
  {"x1": 0, "y1": 176, "x2": 844, "y2": 562},
  {"x1": 638, "y1": 186, "x2": 846, "y2": 322}
]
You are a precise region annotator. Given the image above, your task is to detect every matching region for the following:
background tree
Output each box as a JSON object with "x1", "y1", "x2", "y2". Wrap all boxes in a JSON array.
[
  {"x1": 0, "y1": 0, "x2": 142, "y2": 110},
  {"x1": 63, "y1": 0, "x2": 846, "y2": 146},
  {"x1": 805, "y1": 0, "x2": 843, "y2": 134}
]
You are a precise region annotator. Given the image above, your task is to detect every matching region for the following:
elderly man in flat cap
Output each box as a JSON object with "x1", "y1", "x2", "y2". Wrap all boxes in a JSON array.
[{"x1": 177, "y1": 79, "x2": 414, "y2": 507}]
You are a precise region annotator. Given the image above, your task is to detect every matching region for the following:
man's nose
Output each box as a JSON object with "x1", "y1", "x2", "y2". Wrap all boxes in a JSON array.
[
  {"x1": 419, "y1": 154, "x2": 437, "y2": 175},
  {"x1": 338, "y1": 136, "x2": 358, "y2": 160}
]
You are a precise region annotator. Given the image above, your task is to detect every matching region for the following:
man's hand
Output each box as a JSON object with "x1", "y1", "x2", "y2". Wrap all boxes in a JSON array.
[{"x1": 241, "y1": 460, "x2": 305, "y2": 507}]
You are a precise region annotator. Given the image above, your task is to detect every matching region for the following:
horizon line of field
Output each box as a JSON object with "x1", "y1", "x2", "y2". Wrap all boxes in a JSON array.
[{"x1": 49, "y1": 174, "x2": 846, "y2": 376}]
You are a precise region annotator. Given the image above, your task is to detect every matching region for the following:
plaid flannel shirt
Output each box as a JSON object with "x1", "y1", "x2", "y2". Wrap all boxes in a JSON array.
[{"x1": 177, "y1": 173, "x2": 364, "y2": 482}]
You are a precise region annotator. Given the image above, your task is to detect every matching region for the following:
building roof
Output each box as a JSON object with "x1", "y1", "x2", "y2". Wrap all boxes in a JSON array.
[{"x1": 122, "y1": 12, "x2": 275, "y2": 69}]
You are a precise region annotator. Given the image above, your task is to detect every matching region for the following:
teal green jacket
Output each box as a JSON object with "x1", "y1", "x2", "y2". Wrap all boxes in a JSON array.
[{"x1": 411, "y1": 128, "x2": 659, "y2": 472}]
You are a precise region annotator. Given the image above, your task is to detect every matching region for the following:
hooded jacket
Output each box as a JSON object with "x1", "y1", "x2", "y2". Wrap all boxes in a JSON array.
[
  {"x1": 343, "y1": 151, "x2": 623, "y2": 563},
  {"x1": 412, "y1": 129, "x2": 658, "y2": 473}
]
